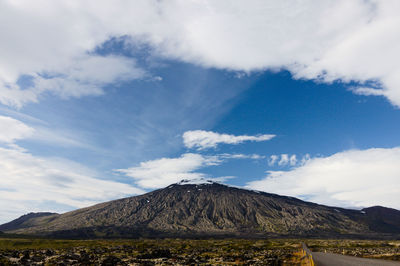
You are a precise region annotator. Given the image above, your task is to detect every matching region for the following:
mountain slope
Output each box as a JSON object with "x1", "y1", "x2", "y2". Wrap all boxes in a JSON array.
[
  {"x1": 1, "y1": 181, "x2": 399, "y2": 238},
  {"x1": 0, "y1": 212, "x2": 58, "y2": 232},
  {"x1": 361, "y1": 206, "x2": 400, "y2": 234}
]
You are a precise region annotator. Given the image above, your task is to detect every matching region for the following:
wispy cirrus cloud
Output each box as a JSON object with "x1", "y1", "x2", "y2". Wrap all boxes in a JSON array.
[
  {"x1": 0, "y1": 113, "x2": 96, "y2": 150},
  {"x1": 183, "y1": 130, "x2": 275, "y2": 150},
  {"x1": 248, "y1": 147, "x2": 400, "y2": 209},
  {"x1": 0, "y1": 145, "x2": 144, "y2": 223},
  {"x1": 0, "y1": 115, "x2": 144, "y2": 223}
]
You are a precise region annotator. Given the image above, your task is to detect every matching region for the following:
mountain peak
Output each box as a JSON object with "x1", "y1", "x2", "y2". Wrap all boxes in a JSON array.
[{"x1": 175, "y1": 178, "x2": 222, "y2": 186}]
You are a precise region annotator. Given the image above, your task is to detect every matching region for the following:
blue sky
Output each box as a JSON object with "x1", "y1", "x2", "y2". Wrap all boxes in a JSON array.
[{"x1": 0, "y1": 0, "x2": 400, "y2": 223}]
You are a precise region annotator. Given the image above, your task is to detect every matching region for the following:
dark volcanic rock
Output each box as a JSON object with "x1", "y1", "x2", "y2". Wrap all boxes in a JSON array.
[
  {"x1": 101, "y1": 255, "x2": 123, "y2": 266},
  {"x1": 362, "y1": 206, "x2": 400, "y2": 233},
  {"x1": 0, "y1": 212, "x2": 58, "y2": 232},
  {"x1": 1, "y1": 180, "x2": 399, "y2": 238}
]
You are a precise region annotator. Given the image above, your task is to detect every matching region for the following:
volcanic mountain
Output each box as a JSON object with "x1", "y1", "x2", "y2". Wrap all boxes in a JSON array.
[{"x1": 1, "y1": 180, "x2": 399, "y2": 239}]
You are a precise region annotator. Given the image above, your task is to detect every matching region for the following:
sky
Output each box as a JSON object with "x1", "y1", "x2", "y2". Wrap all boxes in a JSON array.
[{"x1": 0, "y1": 0, "x2": 400, "y2": 223}]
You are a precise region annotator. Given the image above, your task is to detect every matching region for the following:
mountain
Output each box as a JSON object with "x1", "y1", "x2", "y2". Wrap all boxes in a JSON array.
[
  {"x1": 1, "y1": 180, "x2": 399, "y2": 239},
  {"x1": 361, "y1": 206, "x2": 400, "y2": 234},
  {"x1": 0, "y1": 212, "x2": 58, "y2": 232}
]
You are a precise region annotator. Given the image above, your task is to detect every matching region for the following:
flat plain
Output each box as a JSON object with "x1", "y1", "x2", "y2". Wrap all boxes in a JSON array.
[
  {"x1": 0, "y1": 238, "x2": 399, "y2": 265},
  {"x1": 0, "y1": 238, "x2": 308, "y2": 265}
]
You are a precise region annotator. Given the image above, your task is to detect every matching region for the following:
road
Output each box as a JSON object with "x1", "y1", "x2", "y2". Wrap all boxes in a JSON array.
[{"x1": 312, "y1": 252, "x2": 400, "y2": 266}]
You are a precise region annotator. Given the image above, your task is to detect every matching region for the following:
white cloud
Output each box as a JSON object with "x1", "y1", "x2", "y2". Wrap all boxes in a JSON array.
[
  {"x1": 247, "y1": 147, "x2": 400, "y2": 209},
  {"x1": 219, "y1": 153, "x2": 265, "y2": 160},
  {"x1": 0, "y1": 115, "x2": 34, "y2": 143},
  {"x1": 1, "y1": 55, "x2": 145, "y2": 108},
  {"x1": 278, "y1": 154, "x2": 289, "y2": 166},
  {"x1": 0, "y1": 1, "x2": 150, "y2": 107},
  {"x1": 0, "y1": 115, "x2": 144, "y2": 223},
  {"x1": 289, "y1": 154, "x2": 297, "y2": 166},
  {"x1": 0, "y1": 145, "x2": 144, "y2": 223},
  {"x1": 115, "y1": 153, "x2": 222, "y2": 189},
  {"x1": 116, "y1": 152, "x2": 265, "y2": 189},
  {"x1": 183, "y1": 130, "x2": 275, "y2": 150},
  {"x1": 1, "y1": 1, "x2": 400, "y2": 106},
  {"x1": 350, "y1": 87, "x2": 386, "y2": 97},
  {"x1": 268, "y1": 154, "x2": 306, "y2": 167},
  {"x1": 34, "y1": 55, "x2": 144, "y2": 96},
  {"x1": 268, "y1": 155, "x2": 278, "y2": 166},
  {"x1": 301, "y1": 153, "x2": 311, "y2": 165}
]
